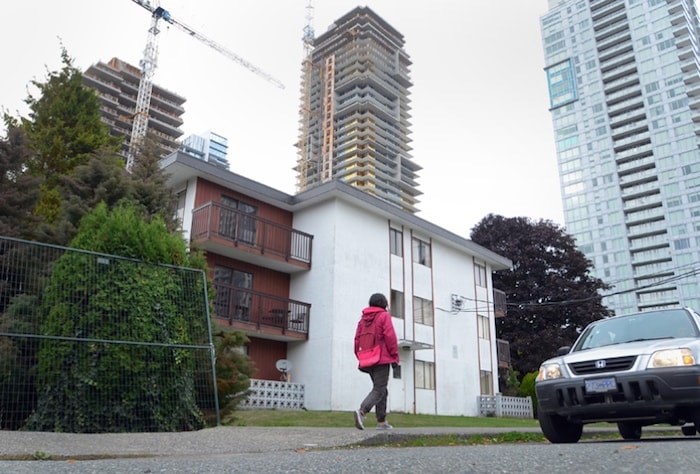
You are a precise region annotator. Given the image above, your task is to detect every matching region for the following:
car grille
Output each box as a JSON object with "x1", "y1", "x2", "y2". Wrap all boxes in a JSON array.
[{"x1": 568, "y1": 356, "x2": 637, "y2": 375}]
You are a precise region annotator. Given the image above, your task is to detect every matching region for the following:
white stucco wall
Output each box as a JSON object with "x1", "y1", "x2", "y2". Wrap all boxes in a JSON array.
[{"x1": 286, "y1": 195, "x2": 501, "y2": 416}]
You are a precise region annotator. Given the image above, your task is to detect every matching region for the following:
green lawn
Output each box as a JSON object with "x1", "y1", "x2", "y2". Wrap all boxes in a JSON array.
[{"x1": 229, "y1": 410, "x2": 540, "y2": 428}]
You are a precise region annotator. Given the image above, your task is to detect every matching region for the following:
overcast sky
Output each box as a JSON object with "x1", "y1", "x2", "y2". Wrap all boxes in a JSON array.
[{"x1": 0, "y1": 0, "x2": 562, "y2": 238}]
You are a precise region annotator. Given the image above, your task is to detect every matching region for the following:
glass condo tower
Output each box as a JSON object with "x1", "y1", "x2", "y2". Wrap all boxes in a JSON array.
[{"x1": 541, "y1": 0, "x2": 700, "y2": 315}]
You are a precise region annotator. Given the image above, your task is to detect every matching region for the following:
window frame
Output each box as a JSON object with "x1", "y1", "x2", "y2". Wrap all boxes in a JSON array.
[
  {"x1": 413, "y1": 296, "x2": 434, "y2": 326},
  {"x1": 415, "y1": 360, "x2": 435, "y2": 390},
  {"x1": 477, "y1": 314, "x2": 490, "y2": 340},
  {"x1": 412, "y1": 237, "x2": 431, "y2": 267},
  {"x1": 390, "y1": 228, "x2": 403, "y2": 257},
  {"x1": 390, "y1": 290, "x2": 405, "y2": 319},
  {"x1": 475, "y1": 263, "x2": 487, "y2": 288}
]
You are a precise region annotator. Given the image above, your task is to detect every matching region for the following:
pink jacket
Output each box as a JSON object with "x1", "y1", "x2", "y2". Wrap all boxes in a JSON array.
[{"x1": 354, "y1": 306, "x2": 399, "y2": 365}]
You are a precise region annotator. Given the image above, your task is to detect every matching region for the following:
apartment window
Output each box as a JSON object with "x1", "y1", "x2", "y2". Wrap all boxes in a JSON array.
[
  {"x1": 674, "y1": 238, "x2": 691, "y2": 250},
  {"x1": 413, "y1": 296, "x2": 434, "y2": 326},
  {"x1": 213, "y1": 266, "x2": 253, "y2": 321},
  {"x1": 477, "y1": 314, "x2": 490, "y2": 340},
  {"x1": 475, "y1": 263, "x2": 487, "y2": 288},
  {"x1": 389, "y1": 228, "x2": 403, "y2": 257},
  {"x1": 219, "y1": 196, "x2": 257, "y2": 245},
  {"x1": 175, "y1": 190, "x2": 186, "y2": 230},
  {"x1": 390, "y1": 290, "x2": 404, "y2": 319},
  {"x1": 416, "y1": 361, "x2": 435, "y2": 390},
  {"x1": 412, "y1": 237, "x2": 431, "y2": 267},
  {"x1": 480, "y1": 371, "x2": 494, "y2": 395}
]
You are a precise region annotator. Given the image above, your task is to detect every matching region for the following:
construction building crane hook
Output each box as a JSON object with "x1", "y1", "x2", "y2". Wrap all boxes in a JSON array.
[{"x1": 126, "y1": 0, "x2": 284, "y2": 171}]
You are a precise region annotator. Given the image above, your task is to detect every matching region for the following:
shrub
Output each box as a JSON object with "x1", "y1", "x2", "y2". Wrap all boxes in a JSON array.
[{"x1": 519, "y1": 370, "x2": 539, "y2": 418}]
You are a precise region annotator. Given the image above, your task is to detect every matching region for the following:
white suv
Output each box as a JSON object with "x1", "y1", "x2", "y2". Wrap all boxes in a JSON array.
[{"x1": 535, "y1": 308, "x2": 700, "y2": 443}]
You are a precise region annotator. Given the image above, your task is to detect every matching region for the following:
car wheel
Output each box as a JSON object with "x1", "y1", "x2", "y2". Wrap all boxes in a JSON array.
[
  {"x1": 681, "y1": 424, "x2": 697, "y2": 436},
  {"x1": 538, "y1": 412, "x2": 583, "y2": 443},
  {"x1": 617, "y1": 422, "x2": 642, "y2": 440}
]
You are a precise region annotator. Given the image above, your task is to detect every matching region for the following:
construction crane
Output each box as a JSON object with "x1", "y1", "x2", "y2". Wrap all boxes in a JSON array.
[{"x1": 126, "y1": 0, "x2": 285, "y2": 171}]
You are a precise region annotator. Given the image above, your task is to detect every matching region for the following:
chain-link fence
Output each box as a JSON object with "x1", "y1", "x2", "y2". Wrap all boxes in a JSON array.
[{"x1": 0, "y1": 236, "x2": 219, "y2": 433}]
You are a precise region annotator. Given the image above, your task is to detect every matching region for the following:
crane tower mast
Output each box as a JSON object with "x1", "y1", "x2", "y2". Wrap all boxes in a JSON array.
[{"x1": 127, "y1": 0, "x2": 284, "y2": 171}]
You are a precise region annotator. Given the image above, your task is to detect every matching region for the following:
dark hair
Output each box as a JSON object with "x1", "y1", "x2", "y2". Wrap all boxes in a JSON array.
[{"x1": 368, "y1": 293, "x2": 388, "y2": 309}]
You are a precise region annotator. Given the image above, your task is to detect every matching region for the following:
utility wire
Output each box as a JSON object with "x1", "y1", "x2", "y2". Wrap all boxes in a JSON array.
[{"x1": 436, "y1": 261, "x2": 700, "y2": 312}]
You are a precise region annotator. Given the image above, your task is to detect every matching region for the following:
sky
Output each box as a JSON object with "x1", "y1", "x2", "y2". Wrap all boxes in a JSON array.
[{"x1": 0, "y1": 0, "x2": 562, "y2": 238}]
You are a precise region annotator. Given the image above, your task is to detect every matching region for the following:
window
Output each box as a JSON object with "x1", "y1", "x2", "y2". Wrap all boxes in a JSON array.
[
  {"x1": 213, "y1": 266, "x2": 253, "y2": 321},
  {"x1": 175, "y1": 190, "x2": 186, "y2": 230},
  {"x1": 219, "y1": 196, "x2": 257, "y2": 245},
  {"x1": 389, "y1": 228, "x2": 403, "y2": 257},
  {"x1": 674, "y1": 238, "x2": 691, "y2": 250},
  {"x1": 416, "y1": 361, "x2": 435, "y2": 390},
  {"x1": 390, "y1": 290, "x2": 404, "y2": 319},
  {"x1": 480, "y1": 370, "x2": 494, "y2": 395},
  {"x1": 413, "y1": 296, "x2": 434, "y2": 326},
  {"x1": 475, "y1": 263, "x2": 487, "y2": 288},
  {"x1": 412, "y1": 237, "x2": 431, "y2": 267},
  {"x1": 477, "y1": 314, "x2": 490, "y2": 340}
]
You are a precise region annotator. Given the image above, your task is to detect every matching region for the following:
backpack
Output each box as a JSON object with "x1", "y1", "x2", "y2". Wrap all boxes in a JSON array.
[{"x1": 356, "y1": 315, "x2": 381, "y2": 369}]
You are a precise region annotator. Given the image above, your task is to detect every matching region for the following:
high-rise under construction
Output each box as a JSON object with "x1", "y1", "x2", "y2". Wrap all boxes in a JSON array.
[{"x1": 295, "y1": 6, "x2": 421, "y2": 213}]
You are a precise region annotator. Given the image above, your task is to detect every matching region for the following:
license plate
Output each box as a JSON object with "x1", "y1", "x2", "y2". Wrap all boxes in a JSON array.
[{"x1": 585, "y1": 377, "x2": 617, "y2": 393}]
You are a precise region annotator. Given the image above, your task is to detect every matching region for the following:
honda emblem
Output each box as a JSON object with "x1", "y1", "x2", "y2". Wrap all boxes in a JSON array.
[{"x1": 595, "y1": 360, "x2": 607, "y2": 369}]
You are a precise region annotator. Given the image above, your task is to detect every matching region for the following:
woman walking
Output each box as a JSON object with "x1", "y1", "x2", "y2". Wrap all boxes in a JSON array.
[{"x1": 353, "y1": 293, "x2": 399, "y2": 430}]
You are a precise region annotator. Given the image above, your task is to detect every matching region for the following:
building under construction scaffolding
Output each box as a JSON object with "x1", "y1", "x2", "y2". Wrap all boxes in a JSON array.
[
  {"x1": 295, "y1": 7, "x2": 421, "y2": 213},
  {"x1": 82, "y1": 57, "x2": 186, "y2": 159}
]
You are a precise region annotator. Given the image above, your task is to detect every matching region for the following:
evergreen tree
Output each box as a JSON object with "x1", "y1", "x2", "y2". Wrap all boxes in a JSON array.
[
  {"x1": 0, "y1": 119, "x2": 42, "y2": 238},
  {"x1": 471, "y1": 214, "x2": 611, "y2": 376},
  {"x1": 38, "y1": 150, "x2": 130, "y2": 245},
  {"x1": 127, "y1": 134, "x2": 179, "y2": 231},
  {"x1": 20, "y1": 47, "x2": 119, "y2": 222}
]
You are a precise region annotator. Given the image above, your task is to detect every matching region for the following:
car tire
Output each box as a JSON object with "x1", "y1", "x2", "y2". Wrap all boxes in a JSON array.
[
  {"x1": 617, "y1": 422, "x2": 642, "y2": 440},
  {"x1": 538, "y1": 412, "x2": 583, "y2": 443}
]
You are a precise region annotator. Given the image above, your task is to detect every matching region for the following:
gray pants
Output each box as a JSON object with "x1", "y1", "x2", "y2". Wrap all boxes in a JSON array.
[{"x1": 360, "y1": 364, "x2": 390, "y2": 422}]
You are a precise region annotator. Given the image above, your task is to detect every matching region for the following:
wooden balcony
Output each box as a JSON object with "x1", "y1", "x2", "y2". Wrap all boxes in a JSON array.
[
  {"x1": 494, "y1": 288, "x2": 507, "y2": 318},
  {"x1": 191, "y1": 201, "x2": 313, "y2": 273},
  {"x1": 212, "y1": 283, "x2": 310, "y2": 342},
  {"x1": 496, "y1": 338, "x2": 511, "y2": 369}
]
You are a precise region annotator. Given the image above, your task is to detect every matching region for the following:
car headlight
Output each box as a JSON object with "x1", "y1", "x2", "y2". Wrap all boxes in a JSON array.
[
  {"x1": 536, "y1": 363, "x2": 563, "y2": 381},
  {"x1": 647, "y1": 348, "x2": 695, "y2": 368}
]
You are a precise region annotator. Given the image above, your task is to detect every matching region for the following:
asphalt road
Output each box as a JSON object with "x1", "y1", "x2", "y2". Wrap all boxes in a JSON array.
[
  {"x1": 1, "y1": 426, "x2": 699, "y2": 473},
  {"x1": 3, "y1": 437, "x2": 700, "y2": 473}
]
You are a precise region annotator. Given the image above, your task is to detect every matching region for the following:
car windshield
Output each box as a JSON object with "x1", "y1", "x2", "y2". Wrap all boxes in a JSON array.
[{"x1": 574, "y1": 309, "x2": 699, "y2": 351}]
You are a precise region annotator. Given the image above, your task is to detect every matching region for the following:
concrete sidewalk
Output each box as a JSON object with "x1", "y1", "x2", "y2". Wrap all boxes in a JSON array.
[{"x1": 0, "y1": 426, "x2": 546, "y2": 459}]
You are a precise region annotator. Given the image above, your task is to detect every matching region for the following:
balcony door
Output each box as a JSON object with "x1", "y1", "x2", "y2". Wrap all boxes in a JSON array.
[
  {"x1": 219, "y1": 196, "x2": 257, "y2": 245},
  {"x1": 214, "y1": 265, "x2": 253, "y2": 322}
]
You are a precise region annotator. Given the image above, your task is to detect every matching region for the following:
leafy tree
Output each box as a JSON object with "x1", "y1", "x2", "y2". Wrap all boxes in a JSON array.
[
  {"x1": 26, "y1": 203, "x2": 208, "y2": 432},
  {"x1": 0, "y1": 120, "x2": 42, "y2": 238},
  {"x1": 20, "y1": 47, "x2": 119, "y2": 222},
  {"x1": 470, "y1": 214, "x2": 611, "y2": 376}
]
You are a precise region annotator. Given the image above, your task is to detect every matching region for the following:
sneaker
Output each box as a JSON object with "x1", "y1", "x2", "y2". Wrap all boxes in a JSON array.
[
  {"x1": 376, "y1": 422, "x2": 393, "y2": 430},
  {"x1": 353, "y1": 410, "x2": 365, "y2": 430}
]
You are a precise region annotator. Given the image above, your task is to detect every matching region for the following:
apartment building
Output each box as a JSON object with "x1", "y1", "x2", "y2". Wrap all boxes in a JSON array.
[
  {"x1": 181, "y1": 130, "x2": 230, "y2": 170},
  {"x1": 541, "y1": 0, "x2": 700, "y2": 314},
  {"x1": 83, "y1": 57, "x2": 186, "y2": 158},
  {"x1": 296, "y1": 7, "x2": 421, "y2": 214},
  {"x1": 162, "y1": 151, "x2": 511, "y2": 415}
]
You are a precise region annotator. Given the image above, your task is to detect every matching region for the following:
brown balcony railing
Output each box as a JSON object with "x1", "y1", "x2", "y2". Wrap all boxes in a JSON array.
[
  {"x1": 496, "y1": 338, "x2": 511, "y2": 369},
  {"x1": 191, "y1": 201, "x2": 313, "y2": 266},
  {"x1": 494, "y1": 288, "x2": 507, "y2": 318},
  {"x1": 212, "y1": 283, "x2": 310, "y2": 335}
]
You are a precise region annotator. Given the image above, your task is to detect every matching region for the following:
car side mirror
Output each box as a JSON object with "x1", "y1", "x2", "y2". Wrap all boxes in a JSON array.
[{"x1": 556, "y1": 346, "x2": 571, "y2": 356}]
